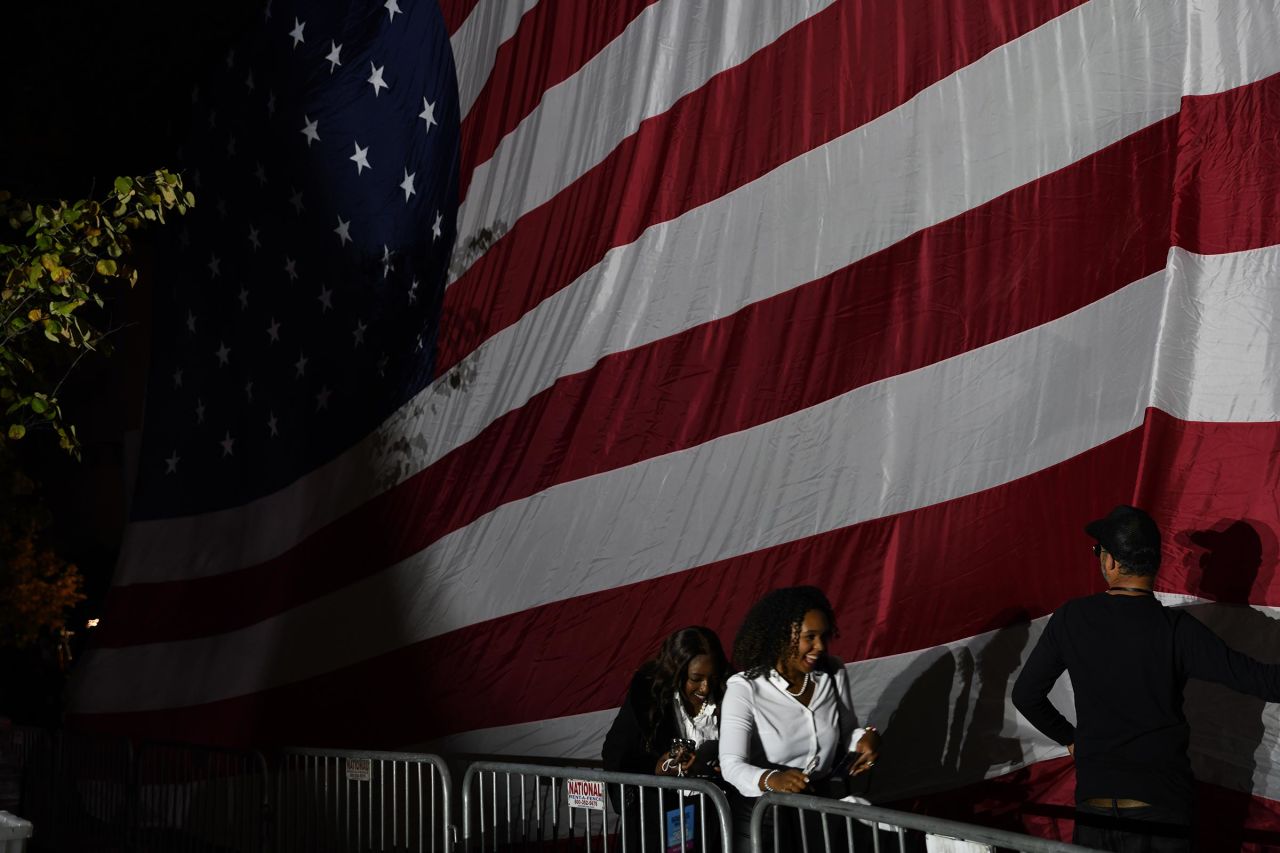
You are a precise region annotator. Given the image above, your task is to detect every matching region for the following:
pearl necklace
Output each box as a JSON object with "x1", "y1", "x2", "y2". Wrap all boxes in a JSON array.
[{"x1": 783, "y1": 671, "x2": 811, "y2": 696}]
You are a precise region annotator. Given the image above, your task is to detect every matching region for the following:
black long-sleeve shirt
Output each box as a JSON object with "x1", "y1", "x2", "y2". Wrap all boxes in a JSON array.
[{"x1": 1012, "y1": 593, "x2": 1280, "y2": 810}]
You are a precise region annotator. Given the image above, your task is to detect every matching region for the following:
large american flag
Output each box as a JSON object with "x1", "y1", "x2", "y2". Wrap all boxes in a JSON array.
[{"x1": 71, "y1": 0, "x2": 1280, "y2": 841}]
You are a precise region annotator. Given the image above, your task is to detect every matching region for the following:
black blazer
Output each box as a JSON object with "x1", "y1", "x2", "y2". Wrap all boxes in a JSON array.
[{"x1": 602, "y1": 668, "x2": 679, "y2": 775}]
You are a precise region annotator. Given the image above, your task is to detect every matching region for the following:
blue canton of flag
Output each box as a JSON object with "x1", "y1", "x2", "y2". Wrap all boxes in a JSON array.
[{"x1": 132, "y1": 0, "x2": 459, "y2": 518}]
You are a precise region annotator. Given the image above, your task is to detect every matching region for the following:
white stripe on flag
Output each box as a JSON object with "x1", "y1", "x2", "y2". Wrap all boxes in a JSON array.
[
  {"x1": 451, "y1": 0, "x2": 838, "y2": 280},
  {"x1": 79, "y1": 243, "x2": 1280, "y2": 712}
]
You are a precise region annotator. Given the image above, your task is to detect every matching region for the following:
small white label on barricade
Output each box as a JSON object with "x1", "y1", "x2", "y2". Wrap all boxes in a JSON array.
[
  {"x1": 566, "y1": 779, "x2": 606, "y2": 810},
  {"x1": 345, "y1": 758, "x2": 372, "y2": 782}
]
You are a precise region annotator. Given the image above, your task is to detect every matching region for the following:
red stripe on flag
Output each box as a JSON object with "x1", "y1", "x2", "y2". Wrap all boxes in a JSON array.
[
  {"x1": 441, "y1": 0, "x2": 1087, "y2": 373},
  {"x1": 439, "y1": 0, "x2": 484, "y2": 36},
  {"x1": 458, "y1": 0, "x2": 662, "y2": 200},
  {"x1": 97, "y1": 114, "x2": 1179, "y2": 648},
  {"x1": 1173, "y1": 70, "x2": 1280, "y2": 256}
]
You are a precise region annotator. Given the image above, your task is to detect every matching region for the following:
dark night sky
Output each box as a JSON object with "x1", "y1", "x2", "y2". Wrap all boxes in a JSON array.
[{"x1": 1, "y1": 2, "x2": 258, "y2": 195}]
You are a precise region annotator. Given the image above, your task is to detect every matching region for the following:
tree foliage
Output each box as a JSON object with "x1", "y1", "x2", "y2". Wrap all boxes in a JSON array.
[
  {"x1": 0, "y1": 469, "x2": 85, "y2": 650},
  {"x1": 0, "y1": 170, "x2": 193, "y2": 454}
]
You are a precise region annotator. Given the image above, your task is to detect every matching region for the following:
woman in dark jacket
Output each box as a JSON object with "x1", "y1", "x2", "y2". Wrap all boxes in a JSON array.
[{"x1": 602, "y1": 626, "x2": 732, "y2": 849}]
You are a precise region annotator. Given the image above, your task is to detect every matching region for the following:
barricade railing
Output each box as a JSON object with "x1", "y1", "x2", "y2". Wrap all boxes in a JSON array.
[
  {"x1": 275, "y1": 747, "x2": 454, "y2": 852},
  {"x1": 462, "y1": 761, "x2": 734, "y2": 853},
  {"x1": 0, "y1": 726, "x2": 48, "y2": 778},
  {"x1": 131, "y1": 741, "x2": 270, "y2": 852},
  {"x1": 750, "y1": 792, "x2": 1101, "y2": 853},
  {"x1": 0, "y1": 726, "x2": 47, "y2": 817},
  {"x1": 23, "y1": 730, "x2": 133, "y2": 852}
]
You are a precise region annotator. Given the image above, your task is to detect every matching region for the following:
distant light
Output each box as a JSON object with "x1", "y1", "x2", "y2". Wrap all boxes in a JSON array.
[{"x1": 86, "y1": 618, "x2": 100, "y2": 628}]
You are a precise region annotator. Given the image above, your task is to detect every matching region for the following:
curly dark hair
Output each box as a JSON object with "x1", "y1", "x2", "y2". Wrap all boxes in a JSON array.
[
  {"x1": 639, "y1": 626, "x2": 731, "y2": 753},
  {"x1": 733, "y1": 586, "x2": 838, "y2": 679}
]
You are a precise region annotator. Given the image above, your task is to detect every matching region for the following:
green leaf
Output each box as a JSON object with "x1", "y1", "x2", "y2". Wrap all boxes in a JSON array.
[
  {"x1": 29, "y1": 396, "x2": 46, "y2": 414},
  {"x1": 7, "y1": 423, "x2": 25, "y2": 440},
  {"x1": 114, "y1": 176, "x2": 134, "y2": 195},
  {"x1": 95, "y1": 259, "x2": 118, "y2": 276}
]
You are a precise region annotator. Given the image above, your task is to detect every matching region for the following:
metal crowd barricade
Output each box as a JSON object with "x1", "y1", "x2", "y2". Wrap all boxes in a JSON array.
[
  {"x1": 131, "y1": 741, "x2": 270, "y2": 852},
  {"x1": 750, "y1": 792, "x2": 1101, "y2": 853},
  {"x1": 22, "y1": 730, "x2": 132, "y2": 852},
  {"x1": 275, "y1": 747, "x2": 454, "y2": 852},
  {"x1": 462, "y1": 761, "x2": 734, "y2": 853},
  {"x1": 0, "y1": 726, "x2": 48, "y2": 817}
]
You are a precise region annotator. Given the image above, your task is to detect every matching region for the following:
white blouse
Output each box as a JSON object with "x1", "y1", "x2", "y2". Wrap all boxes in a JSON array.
[
  {"x1": 719, "y1": 666, "x2": 866, "y2": 798},
  {"x1": 673, "y1": 694, "x2": 718, "y2": 747}
]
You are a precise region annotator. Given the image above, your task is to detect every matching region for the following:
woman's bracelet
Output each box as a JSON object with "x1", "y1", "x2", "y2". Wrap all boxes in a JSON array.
[{"x1": 762, "y1": 769, "x2": 779, "y2": 792}]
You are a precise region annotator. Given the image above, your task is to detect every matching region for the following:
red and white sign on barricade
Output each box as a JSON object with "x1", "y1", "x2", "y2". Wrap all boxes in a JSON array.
[{"x1": 565, "y1": 779, "x2": 606, "y2": 811}]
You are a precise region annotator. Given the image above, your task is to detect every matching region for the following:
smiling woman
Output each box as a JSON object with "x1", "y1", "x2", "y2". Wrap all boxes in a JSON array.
[
  {"x1": 721, "y1": 585, "x2": 882, "y2": 796},
  {"x1": 720, "y1": 586, "x2": 885, "y2": 848},
  {"x1": 602, "y1": 626, "x2": 732, "y2": 778},
  {"x1": 602, "y1": 626, "x2": 733, "y2": 851}
]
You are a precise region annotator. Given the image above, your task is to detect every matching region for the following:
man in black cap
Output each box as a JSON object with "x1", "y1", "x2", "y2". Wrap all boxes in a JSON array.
[{"x1": 1012, "y1": 504, "x2": 1280, "y2": 852}]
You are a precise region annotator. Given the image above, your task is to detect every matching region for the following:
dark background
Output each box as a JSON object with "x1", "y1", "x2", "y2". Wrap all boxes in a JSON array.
[{"x1": 0, "y1": 0, "x2": 258, "y2": 723}]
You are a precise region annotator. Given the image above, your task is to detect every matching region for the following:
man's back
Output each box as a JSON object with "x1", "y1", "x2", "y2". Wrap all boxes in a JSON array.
[{"x1": 1014, "y1": 592, "x2": 1280, "y2": 810}]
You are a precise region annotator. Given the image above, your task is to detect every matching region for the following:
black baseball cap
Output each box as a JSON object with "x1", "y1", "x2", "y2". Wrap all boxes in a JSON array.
[{"x1": 1085, "y1": 505, "x2": 1161, "y2": 574}]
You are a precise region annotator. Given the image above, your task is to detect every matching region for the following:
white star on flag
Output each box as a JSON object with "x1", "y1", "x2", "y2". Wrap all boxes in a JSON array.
[
  {"x1": 284, "y1": 257, "x2": 298, "y2": 281},
  {"x1": 431, "y1": 210, "x2": 442, "y2": 240},
  {"x1": 318, "y1": 285, "x2": 334, "y2": 312},
  {"x1": 350, "y1": 142, "x2": 371, "y2": 174},
  {"x1": 195, "y1": 398, "x2": 206, "y2": 424},
  {"x1": 266, "y1": 318, "x2": 282, "y2": 343},
  {"x1": 400, "y1": 168, "x2": 416, "y2": 201},
  {"x1": 368, "y1": 63, "x2": 388, "y2": 97},
  {"x1": 334, "y1": 216, "x2": 352, "y2": 246},
  {"x1": 294, "y1": 352, "x2": 309, "y2": 378},
  {"x1": 220, "y1": 431, "x2": 235, "y2": 457},
  {"x1": 381, "y1": 244, "x2": 395, "y2": 278},
  {"x1": 172, "y1": 368, "x2": 183, "y2": 389},
  {"x1": 419, "y1": 98, "x2": 437, "y2": 132},
  {"x1": 208, "y1": 253, "x2": 221, "y2": 278},
  {"x1": 352, "y1": 319, "x2": 367, "y2": 346},
  {"x1": 247, "y1": 224, "x2": 261, "y2": 250},
  {"x1": 316, "y1": 386, "x2": 333, "y2": 411},
  {"x1": 289, "y1": 17, "x2": 305, "y2": 47},
  {"x1": 238, "y1": 287, "x2": 249, "y2": 310},
  {"x1": 164, "y1": 451, "x2": 180, "y2": 475},
  {"x1": 301, "y1": 116, "x2": 320, "y2": 147},
  {"x1": 215, "y1": 342, "x2": 231, "y2": 366},
  {"x1": 385, "y1": 0, "x2": 402, "y2": 21},
  {"x1": 186, "y1": 311, "x2": 197, "y2": 333},
  {"x1": 253, "y1": 162, "x2": 267, "y2": 186},
  {"x1": 267, "y1": 412, "x2": 279, "y2": 437},
  {"x1": 289, "y1": 188, "x2": 305, "y2": 214},
  {"x1": 326, "y1": 41, "x2": 342, "y2": 73}
]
